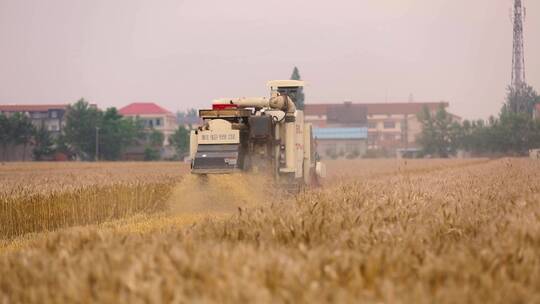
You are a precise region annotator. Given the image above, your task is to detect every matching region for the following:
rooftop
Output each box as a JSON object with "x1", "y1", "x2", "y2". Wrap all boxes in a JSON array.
[
  {"x1": 326, "y1": 102, "x2": 367, "y2": 124},
  {"x1": 0, "y1": 104, "x2": 69, "y2": 112},
  {"x1": 119, "y1": 102, "x2": 173, "y2": 116},
  {"x1": 313, "y1": 127, "x2": 368, "y2": 140},
  {"x1": 305, "y1": 102, "x2": 449, "y2": 116},
  {"x1": 267, "y1": 80, "x2": 305, "y2": 89}
]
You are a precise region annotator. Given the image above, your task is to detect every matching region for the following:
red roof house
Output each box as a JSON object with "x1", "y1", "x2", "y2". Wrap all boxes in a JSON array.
[
  {"x1": 118, "y1": 102, "x2": 173, "y2": 116},
  {"x1": 118, "y1": 102, "x2": 178, "y2": 150}
]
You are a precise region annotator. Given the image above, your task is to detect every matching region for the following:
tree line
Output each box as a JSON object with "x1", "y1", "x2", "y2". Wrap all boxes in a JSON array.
[
  {"x1": 0, "y1": 99, "x2": 191, "y2": 161},
  {"x1": 0, "y1": 112, "x2": 35, "y2": 161},
  {"x1": 418, "y1": 84, "x2": 540, "y2": 157}
]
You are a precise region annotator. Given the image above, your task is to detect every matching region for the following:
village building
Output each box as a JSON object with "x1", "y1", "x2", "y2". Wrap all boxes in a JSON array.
[
  {"x1": 118, "y1": 102, "x2": 178, "y2": 145},
  {"x1": 313, "y1": 127, "x2": 368, "y2": 159},
  {"x1": 305, "y1": 101, "x2": 460, "y2": 156},
  {"x1": 0, "y1": 104, "x2": 70, "y2": 135}
]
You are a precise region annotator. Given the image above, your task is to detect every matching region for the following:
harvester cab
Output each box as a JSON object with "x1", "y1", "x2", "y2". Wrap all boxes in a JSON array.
[{"x1": 190, "y1": 80, "x2": 326, "y2": 188}]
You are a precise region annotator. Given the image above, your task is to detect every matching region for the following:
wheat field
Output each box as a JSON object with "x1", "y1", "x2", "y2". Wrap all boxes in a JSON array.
[{"x1": 1, "y1": 159, "x2": 539, "y2": 303}]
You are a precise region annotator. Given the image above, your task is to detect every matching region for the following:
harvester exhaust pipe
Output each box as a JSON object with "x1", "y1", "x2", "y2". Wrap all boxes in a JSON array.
[{"x1": 214, "y1": 96, "x2": 296, "y2": 116}]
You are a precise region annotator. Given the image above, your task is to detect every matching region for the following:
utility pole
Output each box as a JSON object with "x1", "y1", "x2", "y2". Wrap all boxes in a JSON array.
[
  {"x1": 511, "y1": 0, "x2": 526, "y2": 88},
  {"x1": 95, "y1": 127, "x2": 100, "y2": 161}
]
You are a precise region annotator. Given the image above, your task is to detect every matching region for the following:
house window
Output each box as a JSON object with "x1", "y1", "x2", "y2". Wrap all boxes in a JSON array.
[
  {"x1": 32, "y1": 112, "x2": 45, "y2": 119},
  {"x1": 384, "y1": 121, "x2": 395, "y2": 129},
  {"x1": 50, "y1": 111, "x2": 58, "y2": 118},
  {"x1": 155, "y1": 119, "x2": 161, "y2": 126}
]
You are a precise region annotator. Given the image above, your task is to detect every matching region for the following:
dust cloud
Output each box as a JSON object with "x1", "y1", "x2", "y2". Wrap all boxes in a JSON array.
[{"x1": 166, "y1": 173, "x2": 277, "y2": 216}]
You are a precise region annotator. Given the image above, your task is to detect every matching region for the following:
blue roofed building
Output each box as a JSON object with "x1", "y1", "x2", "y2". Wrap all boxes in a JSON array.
[{"x1": 313, "y1": 127, "x2": 368, "y2": 159}]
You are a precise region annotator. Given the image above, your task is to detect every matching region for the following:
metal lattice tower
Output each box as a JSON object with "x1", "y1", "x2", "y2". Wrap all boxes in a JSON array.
[{"x1": 511, "y1": 0, "x2": 526, "y2": 88}]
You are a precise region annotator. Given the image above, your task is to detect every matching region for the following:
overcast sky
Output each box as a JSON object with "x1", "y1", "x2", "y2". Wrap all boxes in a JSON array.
[{"x1": 0, "y1": 0, "x2": 539, "y2": 119}]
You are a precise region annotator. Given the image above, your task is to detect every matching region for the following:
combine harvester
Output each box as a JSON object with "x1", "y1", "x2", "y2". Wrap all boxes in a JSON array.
[{"x1": 189, "y1": 80, "x2": 325, "y2": 191}]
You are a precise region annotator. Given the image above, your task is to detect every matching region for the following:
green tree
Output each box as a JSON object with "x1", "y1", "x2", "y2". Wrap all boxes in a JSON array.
[
  {"x1": 169, "y1": 125, "x2": 190, "y2": 158},
  {"x1": 33, "y1": 126, "x2": 54, "y2": 161},
  {"x1": 176, "y1": 109, "x2": 198, "y2": 126},
  {"x1": 290, "y1": 66, "x2": 305, "y2": 110},
  {"x1": 64, "y1": 99, "x2": 102, "y2": 160},
  {"x1": 120, "y1": 117, "x2": 146, "y2": 145},
  {"x1": 417, "y1": 106, "x2": 437, "y2": 156},
  {"x1": 149, "y1": 129, "x2": 164, "y2": 147},
  {"x1": 433, "y1": 105, "x2": 453, "y2": 157},
  {"x1": 139, "y1": 129, "x2": 165, "y2": 161},
  {"x1": 505, "y1": 84, "x2": 540, "y2": 117},
  {"x1": 417, "y1": 105, "x2": 454, "y2": 157},
  {"x1": 10, "y1": 112, "x2": 35, "y2": 161},
  {"x1": 458, "y1": 112, "x2": 540, "y2": 156},
  {"x1": 144, "y1": 147, "x2": 160, "y2": 161},
  {"x1": 496, "y1": 112, "x2": 540, "y2": 155},
  {"x1": 98, "y1": 108, "x2": 125, "y2": 160},
  {"x1": 54, "y1": 133, "x2": 72, "y2": 157},
  {"x1": 96, "y1": 108, "x2": 143, "y2": 160},
  {"x1": 186, "y1": 108, "x2": 198, "y2": 117},
  {"x1": 448, "y1": 121, "x2": 464, "y2": 153},
  {"x1": 0, "y1": 114, "x2": 11, "y2": 161}
]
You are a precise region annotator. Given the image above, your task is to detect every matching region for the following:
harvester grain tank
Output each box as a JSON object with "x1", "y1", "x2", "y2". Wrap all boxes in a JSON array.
[{"x1": 190, "y1": 80, "x2": 325, "y2": 187}]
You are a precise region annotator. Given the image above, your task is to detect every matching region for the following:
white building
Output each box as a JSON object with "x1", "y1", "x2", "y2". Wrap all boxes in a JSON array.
[{"x1": 118, "y1": 102, "x2": 178, "y2": 146}]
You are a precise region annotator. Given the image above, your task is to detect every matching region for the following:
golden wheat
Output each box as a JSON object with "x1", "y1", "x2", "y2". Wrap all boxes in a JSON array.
[
  {"x1": 1, "y1": 159, "x2": 539, "y2": 303},
  {"x1": 0, "y1": 162, "x2": 188, "y2": 239}
]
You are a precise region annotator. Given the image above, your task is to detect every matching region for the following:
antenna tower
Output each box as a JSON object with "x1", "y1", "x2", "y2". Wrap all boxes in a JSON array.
[{"x1": 511, "y1": 0, "x2": 526, "y2": 88}]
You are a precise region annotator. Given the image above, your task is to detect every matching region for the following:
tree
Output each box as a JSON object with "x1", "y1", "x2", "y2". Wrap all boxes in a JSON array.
[
  {"x1": 120, "y1": 117, "x2": 146, "y2": 145},
  {"x1": 144, "y1": 147, "x2": 160, "y2": 161},
  {"x1": 0, "y1": 113, "x2": 34, "y2": 161},
  {"x1": 186, "y1": 108, "x2": 198, "y2": 117},
  {"x1": 505, "y1": 84, "x2": 540, "y2": 117},
  {"x1": 63, "y1": 102, "x2": 145, "y2": 161},
  {"x1": 149, "y1": 129, "x2": 164, "y2": 147},
  {"x1": 417, "y1": 106, "x2": 437, "y2": 156},
  {"x1": 0, "y1": 114, "x2": 11, "y2": 161},
  {"x1": 290, "y1": 66, "x2": 305, "y2": 110},
  {"x1": 10, "y1": 112, "x2": 35, "y2": 161},
  {"x1": 417, "y1": 105, "x2": 454, "y2": 157},
  {"x1": 64, "y1": 99, "x2": 102, "y2": 160},
  {"x1": 97, "y1": 108, "x2": 143, "y2": 160},
  {"x1": 33, "y1": 126, "x2": 54, "y2": 161},
  {"x1": 138, "y1": 129, "x2": 165, "y2": 161},
  {"x1": 496, "y1": 112, "x2": 540, "y2": 155},
  {"x1": 433, "y1": 105, "x2": 453, "y2": 157},
  {"x1": 169, "y1": 125, "x2": 190, "y2": 158},
  {"x1": 98, "y1": 108, "x2": 125, "y2": 160},
  {"x1": 177, "y1": 109, "x2": 198, "y2": 127},
  {"x1": 456, "y1": 112, "x2": 540, "y2": 156}
]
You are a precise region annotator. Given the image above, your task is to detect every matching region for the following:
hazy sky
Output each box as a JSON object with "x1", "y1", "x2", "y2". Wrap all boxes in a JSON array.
[{"x1": 0, "y1": 0, "x2": 539, "y2": 119}]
